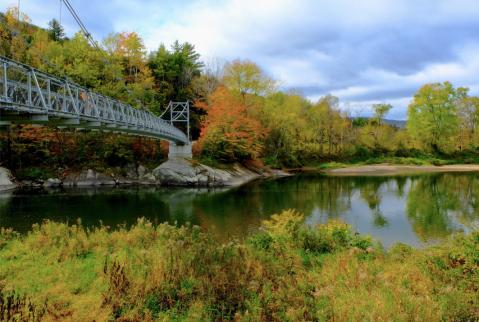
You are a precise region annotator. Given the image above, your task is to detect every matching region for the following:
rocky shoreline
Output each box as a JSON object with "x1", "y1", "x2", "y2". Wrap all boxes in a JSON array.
[{"x1": 0, "y1": 158, "x2": 291, "y2": 192}]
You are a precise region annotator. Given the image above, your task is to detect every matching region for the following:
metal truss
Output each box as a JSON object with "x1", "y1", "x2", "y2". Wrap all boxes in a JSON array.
[
  {"x1": 0, "y1": 55, "x2": 188, "y2": 143},
  {"x1": 162, "y1": 101, "x2": 190, "y2": 143}
]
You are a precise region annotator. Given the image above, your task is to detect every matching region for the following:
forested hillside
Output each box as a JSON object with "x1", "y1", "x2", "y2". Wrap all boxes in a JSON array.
[{"x1": 1, "y1": 4, "x2": 479, "y2": 172}]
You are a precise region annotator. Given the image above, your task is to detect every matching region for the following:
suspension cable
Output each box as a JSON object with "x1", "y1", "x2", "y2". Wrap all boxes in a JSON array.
[{"x1": 62, "y1": 0, "x2": 147, "y2": 111}]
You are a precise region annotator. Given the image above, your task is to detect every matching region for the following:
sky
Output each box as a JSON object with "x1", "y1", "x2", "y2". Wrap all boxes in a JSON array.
[{"x1": 10, "y1": 0, "x2": 479, "y2": 120}]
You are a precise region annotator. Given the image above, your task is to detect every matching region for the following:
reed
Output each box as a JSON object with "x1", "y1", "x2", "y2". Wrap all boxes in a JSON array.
[{"x1": 1, "y1": 210, "x2": 478, "y2": 321}]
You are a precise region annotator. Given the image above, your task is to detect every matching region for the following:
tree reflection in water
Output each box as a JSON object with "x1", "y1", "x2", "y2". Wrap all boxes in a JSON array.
[{"x1": 1, "y1": 171, "x2": 478, "y2": 248}]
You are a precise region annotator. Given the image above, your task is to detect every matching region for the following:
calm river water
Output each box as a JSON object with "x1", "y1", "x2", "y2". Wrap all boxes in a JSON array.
[{"x1": 1, "y1": 171, "x2": 478, "y2": 248}]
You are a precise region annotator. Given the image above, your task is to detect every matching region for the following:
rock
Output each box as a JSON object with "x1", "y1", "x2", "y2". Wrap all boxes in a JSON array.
[
  {"x1": 0, "y1": 167, "x2": 17, "y2": 191},
  {"x1": 142, "y1": 173, "x2": 157, "y2": 182},
  {"x1": 86, "y1": 169, "x2": 95, "y2": 179},
  {"x1": 152, "y1": 157, "x2": 260, "y2": 187},
  {"x1": 22, "y1": 180, "x2": 32, "y2": 186},
  {"x1": 123, "y1": 163, "x2": 138, "y2": 179},
  {"x1": 43, "y1": 178, "x2": 62, "y2": 187},
  {"x1": 63, "y1": 170, "x2": 116, "y2": 186},
  {"x1": 137, "y1": 165, "x2": 148, "y2": 177},
  {"x1": 111, "y1": 173, "x2": 115, "y2": 178}
]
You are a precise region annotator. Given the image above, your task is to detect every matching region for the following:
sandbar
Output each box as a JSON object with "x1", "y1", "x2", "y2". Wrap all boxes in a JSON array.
[{"x1": 323, "y1": 164, "x2": 479, "y2": 176}]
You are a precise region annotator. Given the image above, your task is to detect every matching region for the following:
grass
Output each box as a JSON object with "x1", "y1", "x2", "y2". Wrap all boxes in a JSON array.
[{"x1": 1, "y1": 211, "x2": 479, "y2": 321}]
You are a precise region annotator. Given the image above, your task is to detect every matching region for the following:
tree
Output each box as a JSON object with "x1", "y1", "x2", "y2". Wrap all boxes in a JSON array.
[
  {"x1": 223, "y1": 58, "x2": 280, "y2": 101},
  {"x1": 47, "y1": 18, "x2": 66, "y2": 42},
  {"x1": 101, "y1": 32, "x2": 121, "y2": 55},
  {"x1": 366, "y1": 103, "x2": 394, "y2": 150},
  {"x1": 192, "y1": 54, "x2": 224, "y2": 108},
  {"x1": 119, "y1": 31, "x2": 146, "y2": 83},
  {"x1": 148, "y1": 41, "x2": 203, "y2": 137},
  {"x1": 456, "y1": 96, "x2": 479, "y2": 149},
  {"x1": 0, "y1": 5, "x2": 32, "y2": 60},
  {"x1": 406, "y1": 82, "x2": 467, "y2": 152},
  {"x1": 195, "y1": 87, "x2": 266, "y2": 162}
]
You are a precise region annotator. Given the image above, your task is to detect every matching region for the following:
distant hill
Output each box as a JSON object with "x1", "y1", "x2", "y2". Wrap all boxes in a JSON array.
[
  {"x1": 352, "y1": 117, "x2": 407, "y2": 129},
  {"x1": 382, "y1": 119, "x2": 407, "y2": 129}
]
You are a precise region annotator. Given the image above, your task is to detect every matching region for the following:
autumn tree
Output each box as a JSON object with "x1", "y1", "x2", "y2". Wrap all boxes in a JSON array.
[
  {"x1": 406, "y1": 82, "x2": 467, "y2": 152},
  {"x1": 195, "y1": 87, "x2": 266, "y2": 162},
  {"x1": 456, "y1": 96, "x2": 479, "y2": 149},
  {"x1": 0, "y1": 5, "x2": 32, "y2": 60},
  {"x1": 223, "y1": 58, "x2": 280, "y2": 101},
  {"x1": 259, "y1": 91, "x2": 308, "y2": 161},
  {"x1": 365, "y1": 103, "x2": 394, "y2": 150}
]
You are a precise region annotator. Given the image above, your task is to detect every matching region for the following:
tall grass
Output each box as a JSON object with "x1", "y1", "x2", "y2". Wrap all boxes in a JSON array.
[{"x1": 1, "y1": 210, "x2": 478, "y2": 321}]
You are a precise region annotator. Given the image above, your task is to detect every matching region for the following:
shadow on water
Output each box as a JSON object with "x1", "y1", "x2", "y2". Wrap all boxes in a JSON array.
[{"x1": 1, "y1": 171, "x2": 478, "y2": 248}]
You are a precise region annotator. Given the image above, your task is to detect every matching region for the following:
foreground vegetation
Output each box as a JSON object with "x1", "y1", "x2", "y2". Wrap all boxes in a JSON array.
[{"x1": 1, "y1": 210, "x2": 478, "y2": 321}]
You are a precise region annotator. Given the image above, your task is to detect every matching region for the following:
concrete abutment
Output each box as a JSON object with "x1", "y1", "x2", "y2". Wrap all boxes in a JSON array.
[{"x1": 168, "y1": 143, "x2": 193, "y2": 158}]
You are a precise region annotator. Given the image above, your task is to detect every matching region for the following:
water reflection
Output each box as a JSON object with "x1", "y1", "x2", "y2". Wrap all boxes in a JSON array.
[{"x1": 1, "y1": 171, "x2": 478, "y2": 248}]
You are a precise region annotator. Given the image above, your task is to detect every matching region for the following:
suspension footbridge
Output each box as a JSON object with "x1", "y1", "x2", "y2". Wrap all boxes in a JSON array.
[{"x1": 0, "y1": 55, "x2": 189, "y2": 144}]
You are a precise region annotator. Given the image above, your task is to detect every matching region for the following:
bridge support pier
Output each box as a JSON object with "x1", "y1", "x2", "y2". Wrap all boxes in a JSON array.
[{"x1": 168, "y1": 143, "x2": 192, "y2": 158}]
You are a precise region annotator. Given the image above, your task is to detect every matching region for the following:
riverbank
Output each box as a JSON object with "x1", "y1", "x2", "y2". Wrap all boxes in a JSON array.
[
  {"x1": 0, "y1": 159, "x2": 290, "y2": 192},
  {"x1": 1, "y1": 210, "x2": 478, "y2": 321},
  {"x1": 322, "y1": 164, "x2": 479, "y2": 176}
]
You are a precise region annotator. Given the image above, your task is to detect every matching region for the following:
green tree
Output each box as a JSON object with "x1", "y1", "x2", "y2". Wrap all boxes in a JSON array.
[
  {"x1": 147, "y1": 41, "x2": 204, "y2": 137},
  {"x1": 457, "y1": 96, "x2": 479, "y2": 149},
  {"x1": 223, "y1": 58, "x2": 280, "y2": 101},
  {"x1": 47, "y1": 18, "x2": 66, "y2": 42},
  {"x1": 406, "y1": 82, "x2": 467, "y2": 152},
  {"x1": 366, "y1": 103, "x2": 394, "y2": 150}
]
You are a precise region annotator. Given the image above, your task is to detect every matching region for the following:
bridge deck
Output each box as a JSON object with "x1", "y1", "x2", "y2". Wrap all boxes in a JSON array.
[{"x1": 0, "y1": 56, "x2": 187, "y2": 143}]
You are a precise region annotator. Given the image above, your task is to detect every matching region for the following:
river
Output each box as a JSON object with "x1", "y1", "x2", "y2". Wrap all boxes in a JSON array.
[{"x1": 1, "y1": 171, "x2": 478, "y2": 249}]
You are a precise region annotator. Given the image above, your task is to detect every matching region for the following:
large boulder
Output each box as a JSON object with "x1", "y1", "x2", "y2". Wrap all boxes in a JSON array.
[
  {"x1": 0, "y1": 167, "x2": 17, "y2": 191},
  {"x1": 63, "y1": 169, "x2": 116, "y2": 186},
  {"x1": 43, "y1": 178, "x2": 62, "y2": 188},
  {"x1": 123, "y1": 163, "x2": 138, "y2": 179},
  {"x1": 137, "y1": 165, "x2": 149, "y2": 177},
  {"x1": 141, "y1": 173, "x2": 157, "y2": 182},
  {"x1": 152, "y1": 157, "x2": 260, "y2": 186}
]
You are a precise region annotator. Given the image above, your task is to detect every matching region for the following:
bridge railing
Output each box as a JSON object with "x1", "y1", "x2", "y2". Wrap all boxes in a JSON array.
[{"x1": 0, "y1": 56, "x2": 187, "y2": 143}]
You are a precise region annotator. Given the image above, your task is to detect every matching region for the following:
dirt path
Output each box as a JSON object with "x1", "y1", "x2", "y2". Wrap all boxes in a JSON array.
[{"x1": 322, "y1": 164, "x2": 479, "y2": 176}]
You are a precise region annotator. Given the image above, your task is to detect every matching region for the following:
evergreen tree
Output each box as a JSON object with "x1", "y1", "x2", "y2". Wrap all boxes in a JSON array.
[{"x1": 47, "y1": 18, "x2": 65, "y2": 42}]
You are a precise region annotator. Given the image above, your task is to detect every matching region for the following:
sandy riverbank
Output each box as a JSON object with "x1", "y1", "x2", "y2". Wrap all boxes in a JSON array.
[{"x1": 322, "y1": 164, "x2": 479, "y2": 176}]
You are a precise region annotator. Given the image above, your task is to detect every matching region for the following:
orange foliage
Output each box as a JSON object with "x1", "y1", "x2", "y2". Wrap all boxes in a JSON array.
[{"x1": 195, "y1": 87, "x2": 266, "y2": 161}]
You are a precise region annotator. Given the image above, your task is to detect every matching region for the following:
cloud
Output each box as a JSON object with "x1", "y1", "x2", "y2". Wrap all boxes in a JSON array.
[{"x1": 8, "y1": 0, "x2": 479, "y2": 119}]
